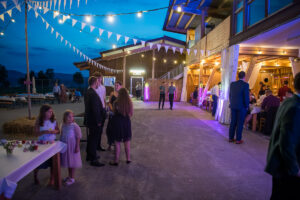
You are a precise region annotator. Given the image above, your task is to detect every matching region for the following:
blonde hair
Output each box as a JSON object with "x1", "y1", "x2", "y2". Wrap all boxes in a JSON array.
[
  {"x1": 63, "y1": 109, "x2": 74, "y2": 124},
  {"x1": 114, "y1": 88, "x2": 133, "y2": 117}
]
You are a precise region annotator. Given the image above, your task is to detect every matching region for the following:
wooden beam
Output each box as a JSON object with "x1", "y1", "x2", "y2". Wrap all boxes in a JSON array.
[
  {"x1": 184, "y1": 14, "x2": 196, "y2": 29},
  {"x1": 175, "y1": 12, "x2": 184, "y2": 28},
  {"x1": 239, "y1": 47, "x2": 299, "y2": 57},
  {"x1": 201, "y1": 10, "x2": 206, "y2": 38},
  {"x1": 166, "y1": 0, "x2": 176, "y2": 27},
  {"x1": 245, "y1": 56, "x2": 257, "y2": 82},
  {"x1": 152, "y1": 49, "x2": 155, "y2": 79},
  {"x1": 123, "y1": 54, "x2": 126, "y2": 87}
]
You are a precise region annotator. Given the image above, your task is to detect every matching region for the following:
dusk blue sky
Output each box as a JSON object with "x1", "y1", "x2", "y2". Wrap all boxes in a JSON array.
[{"x1": 0, "y1": 0, "x2": 185, "y2": 76}]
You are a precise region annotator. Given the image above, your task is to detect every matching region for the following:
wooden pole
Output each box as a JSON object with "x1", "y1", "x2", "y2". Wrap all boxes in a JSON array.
[
  {"x1": 123, "y1": 53, "x2": 126, "y2": 88},
  {"x1": 152, "y1": 49, "x2": 155, "y2": 79},
  {"x1": 25, "y1": 1, "x2": 32, "y2": 119}
]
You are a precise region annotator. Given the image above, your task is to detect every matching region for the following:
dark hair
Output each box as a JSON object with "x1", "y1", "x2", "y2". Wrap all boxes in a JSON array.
[
  {"x1": 294, "y1": 72, "x2": 300, "y2": 92},
  {"x1": 37, "y1": 104, "x2": 55, "y2": 126},
  {"x1": 218, "y1": 82, "x2": 221, "y2": 85},
  {"x1": 238, "y1": 71, "x2": 246, "y2": 79},
  {"x1": 287, "y1": 89, "x2": 293, "y2": 94},
  {"x1": 88, "y1": 76, "x2": 98, "y2": 86},
  {"x1": 284, "y1": 80, "x2": 288, "y2": 85},
  {"x1": 114, "y1": 88, "x2": 133, "y2": 117}
]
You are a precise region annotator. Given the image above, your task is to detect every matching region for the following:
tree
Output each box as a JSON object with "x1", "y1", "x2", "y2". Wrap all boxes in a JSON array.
[
  {"x1": 37, "y1": 70, "x2": 47, "y2": 79},
  {"x1": 0, "y1": 64, "x2": 8, "y2": 88},
  {"x1": 45, "y1": 68, "x2": 54, "y2": 80},
  {"x1": 73, "y1": 72, "x2": 84, "y2": 87}
]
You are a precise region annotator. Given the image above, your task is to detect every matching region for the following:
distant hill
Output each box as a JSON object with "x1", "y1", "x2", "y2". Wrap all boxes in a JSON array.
[{"x1": 7, "y1": 70, "x2": 88, "y2": 88}]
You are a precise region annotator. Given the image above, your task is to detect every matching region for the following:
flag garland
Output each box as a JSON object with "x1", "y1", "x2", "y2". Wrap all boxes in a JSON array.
[
  {"x1": 0, "y1": 1, "x2": 23, "y2": 22},
  {"x1": 30, "y1": 5, "x2": 122, "y2": 74}
]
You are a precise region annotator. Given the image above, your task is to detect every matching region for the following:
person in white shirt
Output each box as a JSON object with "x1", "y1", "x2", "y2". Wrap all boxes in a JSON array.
[
  {"x1": 211, "y1": 82, "x2": 221, "y2": 117},
  {"x1": 94, "y1": 72, "x2": 107, "y2": 151}
]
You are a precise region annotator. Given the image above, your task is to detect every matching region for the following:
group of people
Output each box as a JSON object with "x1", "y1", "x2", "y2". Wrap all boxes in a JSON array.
[
  {"x1": 228, "y1": 71, "x2": 300, "y2": 199},
  {"x1": 53, "y1": 83, "x2": 68, "y2": 104},
  {"x1": 158, "y1": 81, "x2": 176, "y2": 110}
]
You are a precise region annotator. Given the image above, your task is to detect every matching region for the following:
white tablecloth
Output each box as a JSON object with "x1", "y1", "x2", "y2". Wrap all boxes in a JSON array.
[{"x1": 0, "y1": 141, "x2": 66, "y2": 198}]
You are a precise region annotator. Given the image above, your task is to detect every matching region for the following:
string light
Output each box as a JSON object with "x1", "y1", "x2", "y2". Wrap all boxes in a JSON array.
[
  {"x1": 107, "y1": 15, "x2": 114, "y2": 23},
  {"x1": 54, "y1": 11, "x2": 60, "y2": 17},
  {"x1": 163, "y1": 59, "x2": 167, "y2": 63},
  {"x1": 38, "y1": 6, "x2": 42, "y2": 10},
  {"x1": 96, "y1": 38, "x2": 100, "y2": 42},
  {"x1": 66, "y1": 15, "x2": 71, "y2": 19},
  {"x1": 79, "y1": 29, "x2": 82, "y2": 32},
  {"x1": 183, "y1": 61, "x2": 186, "y2": 64},
  {"x1": 258, "y1": 50, "x2": 262, "y2": 54},
  {"x1": 58, "y1": 19, "x2": 64, "y2": 24},
  {"x1": 177, "y1": 6, "x2": 182, "y2": 12},
  {"x1": 0, "y1": 32, "x2": 4, "y2": 36},
  {"x1": 112, "y1": 44, "x2": 117, "y2": 49},
  {"x1": 174, "y1": 60, "x2": 178, "y2": 64},
  {"x1": 215, "y1": 61, "x2": 219, "y2": 65},
  {"x1": 85, "y1": 16, "x2": 92, "y2": 23},
  {"x1": 11, "y1": 19, "x2": 15, "y2": 23},
  {"x1": 137, "y1": 12, "x2": 142, "y2": 18},
  {"x1": 153, "y1": 57, "x2": 156, "y2": 61},
  {"x1": 141, "y1": 54, "x2": 144, "y2": 58}
]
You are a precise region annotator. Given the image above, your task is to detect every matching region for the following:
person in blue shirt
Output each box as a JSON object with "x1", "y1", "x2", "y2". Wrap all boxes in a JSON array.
[
  {"x1": 265, "y1": 72, "x2": 300, "y2": 199},
  {"x1": 168, "y1": 82, "x2": 176, "y2": 110}
]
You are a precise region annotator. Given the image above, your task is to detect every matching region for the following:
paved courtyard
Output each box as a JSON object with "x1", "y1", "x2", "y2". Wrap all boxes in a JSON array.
[{"x1": 1, "y1": 101, "x2": 272, "y2": 200}]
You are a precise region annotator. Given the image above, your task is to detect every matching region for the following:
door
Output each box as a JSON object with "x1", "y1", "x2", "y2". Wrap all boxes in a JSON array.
[{"x1": 130, "y1": 77, "x2": 144, "y2": 97}]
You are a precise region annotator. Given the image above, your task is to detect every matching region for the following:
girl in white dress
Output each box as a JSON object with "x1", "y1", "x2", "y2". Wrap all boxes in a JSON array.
[
  {"x1": 34, "y1": 105, "x2": 60, "y2": 186},
  {"x1": 60, "y1": 110, "x2": 82, "y2": 186}
]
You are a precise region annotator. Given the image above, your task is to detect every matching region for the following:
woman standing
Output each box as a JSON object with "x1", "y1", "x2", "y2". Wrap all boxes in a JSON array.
[{"x1": 109, "y1": 88, "x2": 133, "y2": 166}]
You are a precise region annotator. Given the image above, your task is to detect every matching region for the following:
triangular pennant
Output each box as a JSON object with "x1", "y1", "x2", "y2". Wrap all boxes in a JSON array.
[
  {"x1": 6, "y1": 10, "x2": 12, "y2": 17},
  {"x1": 107, "y1": 31, "x2": 112, "y2": 39},
  {"x1": 157, "y1": 44, "x2": 161, "y2": 51},
  {"x1": 179, "y1": 48, "x2": 183, "y2": 54},
  {"x1": 76, "y1": 49, "x2": 79, "y2": 54},
  {"x1": 60, "y1": 35, "x2": 63, "y2": 42},
  {"x1": 43, "y1": 7, "x2": 49, "y2": 14},
  {"x1": 54, "y1": 0, "x2": 57, "y2": 9},
  {"x1": 0, "y1": 14, "x2": 4, "y2": 21},
  {"x1": 53, "y1": 12, "x2": 59, "y2": 18},
  {"x1": 58, "y1": 0, "x2": 61, "y2": 10},
  {"x1": 42, "y1": 18, "x2": 45, "y2": 23},
  {"x1": 77, "y1": 0, "x2": 80, "y2": 7},
  {"x1": 62, "y1": 15, "x2": 68, "y2": 22},
  {"x1": 56, "y1": 32, "x2": 59, "y2": 39},
  {"x1": 12, "y1": 0, "x2": 18, "y2": 6},
  {"x1": 125, "y1": 36, "x2": 129, "y2": 44},
  {"x1": 65, "y1": 40, "x2": 68, "y2": 46},
  {"x1": 69, "y1": 43, "x2": 71, "y2": 48},
  {"x1": 73, "y1": 46, "x2": 75, "y2": 52},
  {"x1": 164, "y1": 45, "x2": 169, "y2": 53},
  {"x1": 133, "y1": 39, "x2": 137, "y2": 45},
  {"x1": 50, "y1": 0, "x2": 52, "y2": 9},
  {"x1": 99, "y1": 28, "x2": 104, "y2": 36},
  {"x1": 51, "y1": 27, "x2": 54, "y2": 34},
  {"x1": 72, "y1": 19, "x2": 77, "y2": 26},
  {"x1": 172, "y1": 46, "x2": 176, "y2": 54},
  {"x1": 81, "y1": 22, "x2": 86, "y2": 30},
  {"x1": 194, "y1": 49, "x2": 197, "y2": 56},
  {"x1": 35, "y1": 11, "x2": 38, "y2": 18},
  {"x1": 86, "y1": 0, "x2": 88, "y2": 5},
  {"x1": 149, "y1": 43, "x2": 153, "y2": 49},
  {"x1": 90, "y1": 25, "x2": 95, "y2": 32},
  {"x1": 46, "y1": 22, "x2": 49, "y2": 30},
  {"x1": 116, "y1": 34, "x2": 121, "y2": 41},
  {"x1": 70, "y1": 0, "x2": 72, "y2": 9},
  {"x1": 201, "y1": 50, "x2": 204, "y2": 56},
  {"x1": 28, "y1": 4, "x2": 32, "y2": 11},
  {"x1": 141, "y1": 40, "x2": 145, "y2": 46},
  {"x1": 16, "y1": 4, "x2": 21, "y2": 12},
  {"x1": 1, "y1": 1, "x2": 7, "y2": 9},
  {"x1": 80, "y1": 52, "x2": 82, "y2": 57},
  {"x1": 64, "y1": 0, "x2": 66, "y2": 9},
  {"x1": 46, "y1": 1, "x2": 48, "y2": 8}
]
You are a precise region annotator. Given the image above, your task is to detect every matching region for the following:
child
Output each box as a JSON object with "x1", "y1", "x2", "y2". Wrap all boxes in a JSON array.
[
  {"x1": 34, "y1": 104, "x2": 60, "y2": 185},
  {"x1": 109, "y1": 88, "x2": 133, "y2": 166},
  {"x1": 60, "y1": 110, "x2": 82, "y2": 186}
]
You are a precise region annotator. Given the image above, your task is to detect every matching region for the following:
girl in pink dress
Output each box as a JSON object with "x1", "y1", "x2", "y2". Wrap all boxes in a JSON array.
[{"x1": 60, "y1": 110, "x2": 82, "y2": 186}]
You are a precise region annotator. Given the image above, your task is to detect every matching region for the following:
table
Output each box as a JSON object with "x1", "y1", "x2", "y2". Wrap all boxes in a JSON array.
[{"x1": 0, "y1": 141, "x2": 66, "y2": 199}]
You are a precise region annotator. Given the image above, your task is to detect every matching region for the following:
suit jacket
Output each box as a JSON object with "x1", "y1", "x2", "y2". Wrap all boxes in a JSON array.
[
  {"x1": 84, "y1": 87, "x2": 104, "y2": 128},
  {"x1": 229, "y1": 80, "x2": 249, "y2": 110},
  {"x1": 265, "y1": 95, "x2": 300, "y2": 178}
]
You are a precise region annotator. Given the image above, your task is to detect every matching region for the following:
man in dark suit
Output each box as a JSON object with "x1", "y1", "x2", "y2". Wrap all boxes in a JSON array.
[
  {"x1": 84, "y1": 76, "x2": 105, "y2": 167},
  {"x1": 229, "y1": 71, "x2": 249, "y2": 144},
  {"x1": 265, "y1": 72, "x2": 300, "y2": 199}
]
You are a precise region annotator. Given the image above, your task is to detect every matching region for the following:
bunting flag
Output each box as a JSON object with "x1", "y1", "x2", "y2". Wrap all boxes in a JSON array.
[
  {"x1": 51, "y1": 27, "x2": 54, "y2": 34},
  {"x1": 164, "y1": 45, "x2": 169, "y2": 53},
  {"x1": 60, "y1": 35, "x2": 63, "y2": 42},
  {"x1": 54, "y1": 0, "x2": 57, "y2": 9},
  {"x1": 7, "y1": 10, "x2": 12, "y2": 17},
  {"x1": 133, "y1": 38, "x2": 137, "y2": 45},
  {"x1": 73, "y1": 46, "x2": 75, "y2": 52},
  {"x1": 43, "y1": 7, "x2": 49, "y2": 14},
  {"x1": 172, "y1": 46, "x2": 176, "y2": 54},
  {"x1": 56, "y1": 32, "x2": 59, "y2": 39},
  {"x1": 186, "y1": 49, "x2": 190, "y2": 55},
  {"x1": 1, "y1": 1, "x2": 7, "y2": 9},
  {"x1": 77, "y1": 0, "x2": 80, "y2": 7},
  {"x1": 86, "y1": 0, "x2": 88, "y2": 4},
  {"x1": 46, "y1": 1, "x2": 48, "y2": 8},
  {"x1": 35, "y1": 11, "x2": 38, "y2": 18},
  {"x1": 42, "y1": 17, "x2": 45, "y2": 23},
  {"x1": 12, "y1": 0, "x2": 18, "y2": 6},
  {"x1": 149, "y1": 43, "x2": 153, "y2": 49},
  {"x1": 28, "y1": 4, "x2": 32, "y2": 11},
  {"x1": 141, "y1": 40, "x2": 145, "y2": 46},
  {"x1": 116, "y1": 34, "x2": 121, "y2": 41},
  {"x1": 179, "y1": 48, "x2": 183, "y2": 54},
  {"x1": 81, "y1": 22, "x2": 86, "y2": 30},
  {"x1": 72, "y1": 19, "x2": 77, "y2": 26},
  {"x1": 58, "y1": 0, "x2": 61, "y2": 10},
  {"x1": 90, "y1": 25, "x2": 95, "y2": 32},
  {"x1": 62, "y1": 15, "x2": 68, "y2": 22},
  {"x1": 194, "y1": 49, "x2": 197, "y2": 56},
  {"x1": 80, "y1": 52, "x2": 82, "y2": 57},
  {"x1": 64, "y1": 0, "x2": 66, "y2": 9},
  {"x1": 157, "y1": 44, "x2": 161, "y2": 51},
  {"x1": 200, "y1": 50, "x2": 204, "y2": 56},
  {"x1": 0, "y1": 14, "x2": 4, "y2": 21},
  {"x1": 124, "y1": 36, "x2": 129, "y2": 44},
  {"x1": 15, "y1": 4, "x2": 21, "y2": 12},
  {"x1": 53, "y1": 12, "x2": 58, "y2": 18},
  {"x1": 50, "y1": 0, "x2": 52, "y2": 9},
  {"x1": 70, "y1": 0, "x2": 72, "y2": 9},
  {"x1": 76, "y1": 49, "x2": 79, "y2": 54},
  {"x1": 65, "y1": 40, "x2": 68, "y2": 45},
  {"x1": 46, "y1": 22, "x2": 49, "y2": 29},
  {"x1": 99, "y1": 28, "x2": 104, "y2": 36},
  {"x1": 107, "y1": 31, "x2": 112, "y2": 39},
  {"x1": 69, "y1": 43, "x2": 71, "y2": 48}
]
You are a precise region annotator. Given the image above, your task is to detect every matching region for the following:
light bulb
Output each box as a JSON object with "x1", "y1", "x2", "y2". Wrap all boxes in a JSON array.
[
  {"x1": 96, "y1": 38, "x2": 100, "y2": 42},
  {"x1": 58, "y1": 19, "x2": 63, "y2": 24},
  {"x1": 11, "y1": 19, "x2": 15, "y2": 23},
  {"x1": 137, "y1": 12, "x2": 142, "y2": 18},
  {"x1": 164, "y1": 59, "x2": 167, "y2": 63},
  {"x1": 85, "y1": 16, "x2": 91, "y2": 23},
  {"x1": 141, "y1": 54, "x2": 144, "y2": 58},
  {"x1": 177, "y1": 6, "x2": 182, "y2": 12},
  {"x1": 108, "y1": 15, "x2": 114, "y2": 23},
  {"x1": 112, "y1": 44, "x2": 117, "y2": 49},
  {"x1": 153, "y1": 57, "x2": 156, "y2": 61},
  {"x1": 54, "y1": 11, "x2": 60, "y2": 17},
  {"x1": 174, "y1": 60, "x2": 178, "y2": 64},
  {"x1": 66, "y1": 15, "x2": 71, "y2": 19},
  {"x1": 0, "y1": 32, "x2": 4, "y2": 36}
]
